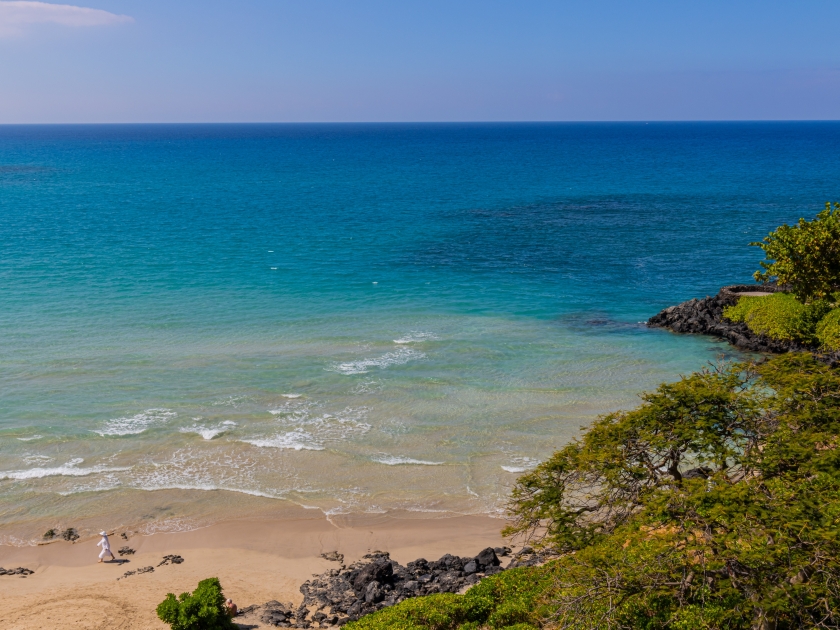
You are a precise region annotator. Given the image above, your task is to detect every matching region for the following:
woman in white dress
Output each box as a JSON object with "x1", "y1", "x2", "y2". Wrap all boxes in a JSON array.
[{"x1": 97, "y1": 531, "x2": 115, "y2": 563}]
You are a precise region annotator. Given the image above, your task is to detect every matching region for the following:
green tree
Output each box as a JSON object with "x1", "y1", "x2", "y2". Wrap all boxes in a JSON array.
[
  {"x1": 156, "y1": 577, "x2": 236, "y2": 630},
  {"x1": 505, "y1": 354, "x2": 840, "y2": 629},
  {"x1": 753, "y1": 201, "x2": 840, "y2": 303}
]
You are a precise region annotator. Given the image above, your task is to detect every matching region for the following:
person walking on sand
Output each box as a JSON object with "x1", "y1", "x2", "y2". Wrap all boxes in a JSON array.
[{"x1": 97, "y1": 531, "x2": 115, "y2": 563}]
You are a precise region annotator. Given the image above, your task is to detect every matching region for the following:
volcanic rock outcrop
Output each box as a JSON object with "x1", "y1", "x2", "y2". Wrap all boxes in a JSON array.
[{"x1": 647, "y1": 284, "x2": 813, "y2": 353}]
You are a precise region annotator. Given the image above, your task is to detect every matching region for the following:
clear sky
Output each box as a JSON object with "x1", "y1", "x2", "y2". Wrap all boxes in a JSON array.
[{"x1": 1, "y1": 0, "x2": 839, "y2": 123}]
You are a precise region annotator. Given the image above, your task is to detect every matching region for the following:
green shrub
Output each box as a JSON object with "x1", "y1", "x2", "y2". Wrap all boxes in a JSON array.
[
  {"x1": 156, "y1": 577, "x2": 236, "y2": 630},
  {"x1": 722, "y1": 292, "x2": 830, "y2": 343},
  {"x1": 753, "y1": 201, "x2": 840, "y2": 302},
  {"x1": 344, "y1": 566, "x2": 553, "y2": 630},
  {"x1": 816, "y1": 308, "x2": 840, "y2": 351}
]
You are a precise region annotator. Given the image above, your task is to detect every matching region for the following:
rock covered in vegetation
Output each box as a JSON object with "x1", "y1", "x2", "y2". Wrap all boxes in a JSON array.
[
  {"x1": 296, "y1": 547, "x2": 513, "y2": 626},
  {"x1": 647, "y1": 284, "x2": 814, "y2": 353},
  {"x1": 61, "y1": 527, "x2": 79, "y2": 542}
]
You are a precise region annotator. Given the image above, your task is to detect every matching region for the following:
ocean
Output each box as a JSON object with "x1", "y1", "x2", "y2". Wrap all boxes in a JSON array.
[{"x1": 1, "y1": 122, "x2": 839, "y2": 543}]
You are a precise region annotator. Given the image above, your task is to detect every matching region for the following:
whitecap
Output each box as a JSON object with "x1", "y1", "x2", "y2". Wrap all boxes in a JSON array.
[
  {"x1": 327, "y1": 348, "x2": 425, "y2": 375},
  {"x1": 16, "y1": 435, "x2": 43, "y2": 442},
  {"x1": 372, "y1": 455, "x2": 444, "y2": 466},
  {"x1": 501, "y1": 466, "x2": 527, "y2": 473},
  {"x1": 282, "y1": 394, "x2": 302, "y2": 399},
  {"x1": 94, "y1": 409, "x2": 176, "y2": 436},
  {"x1": 393, "y1": 331, "x2": 439, "y2": 344}
]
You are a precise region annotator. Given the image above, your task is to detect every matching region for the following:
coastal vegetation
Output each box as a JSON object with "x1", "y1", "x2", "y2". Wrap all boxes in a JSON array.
[
  {"x1": 345, "y1": 353, "x2": 840, "y2": 630},
  {"x1": 722, "y1": 292, "x2": 832, "y2": 345},
  {"x1": 753, "y1": 201, "x2": 840, "y2": 303},
  {"x1": 720, "y1": 202, "x2": 840, "y2": 351},
  {"x1": 157, "y1": 577, "x2": 236, "y2": 630}
]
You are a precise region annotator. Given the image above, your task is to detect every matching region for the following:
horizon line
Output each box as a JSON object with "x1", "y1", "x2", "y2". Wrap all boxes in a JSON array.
[{"x1": 1, "y1": 119, "x2": 839, "y2": 126}]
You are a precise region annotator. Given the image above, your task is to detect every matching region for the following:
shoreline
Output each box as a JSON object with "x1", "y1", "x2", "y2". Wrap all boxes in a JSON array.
[{"x1": 1, "y1": 512, "x2": 510, "y2": 629}]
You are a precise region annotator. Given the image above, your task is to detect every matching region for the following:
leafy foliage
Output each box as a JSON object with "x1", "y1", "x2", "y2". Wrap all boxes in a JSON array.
[
  {"x1": 816, "y1": 308, "x2": 840, "y2": 351},
  {"x1": 722, "y1": 292, "x2": 831, "y2": 343},
  {"x1": 344, "y1": 566, "x2": 552, "y2": 630},
  {"x1": 753, "y1": 201, "x2": 840, "y2": 303},
  {"x1": 156, "y1": 577, "x2": 236, "y2": 630},
  {"x1": 505, "y1": 354, "x2": 840, "y2": 629}
]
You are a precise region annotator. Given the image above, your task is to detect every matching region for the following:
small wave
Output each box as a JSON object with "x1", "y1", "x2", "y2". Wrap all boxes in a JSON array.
[
  {"x1": 0, "y1": 458, "x2": 130, "y2": 480},
  {"x1": 95, "y1": 409, "x2": 176, "y2": 436},
  {"x1": 501, "y1": 456, "x2": 539, "y2": 473},
  {"x1": 180, "y1": 422, "x2": 235, "y2": 440},
  {"x1": 22, "y1": 455, "x2": 53, "y2": 465},
  {"x1": 16, "y1": 435, "x2": 43, "y2": 442},
  {"x1": 327, "y1": 348, "x2": 425, "y2": 375},
  {"x1": 282, "y1": 394, "x2": 302, "y2": 399},
  {"x1": 393, "y1": 331, "x2": 439, "y2": 344},
  {"x1": 372, "y1": 455, "x2": 444, "y2": 466},
  {"x1": 212, "y1": 395, "x2": 248, "y2": 407},
  {"x1": 242, "y1": 429, "x2": 325, "y2": 451},
  {"x1": 267, "y1": 403, "x2": 371, "y2": 445}
]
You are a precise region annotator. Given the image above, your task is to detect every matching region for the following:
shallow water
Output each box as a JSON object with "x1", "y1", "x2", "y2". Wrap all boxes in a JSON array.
[{"x1": 2, "y1": 123, "x2": 839, "y2": 542}]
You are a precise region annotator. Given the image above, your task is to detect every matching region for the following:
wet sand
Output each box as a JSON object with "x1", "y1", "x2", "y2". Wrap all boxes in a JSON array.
[{"x1": 1, "y1": 512, "x2": 508, "y2": 629}]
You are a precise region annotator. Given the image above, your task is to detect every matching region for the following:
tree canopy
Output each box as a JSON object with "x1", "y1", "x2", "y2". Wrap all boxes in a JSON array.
[
  {"x1": 753, "y1": 201, "x2": 840, "y2": 303},
  {"x1": 505, "y1": 354, "x2": 840, "y2": 629}
]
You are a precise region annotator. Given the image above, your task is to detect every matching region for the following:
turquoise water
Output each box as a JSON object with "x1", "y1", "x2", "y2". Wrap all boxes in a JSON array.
[{"x1": 1, "y1": 123, "x2": 839, "y2": 542}]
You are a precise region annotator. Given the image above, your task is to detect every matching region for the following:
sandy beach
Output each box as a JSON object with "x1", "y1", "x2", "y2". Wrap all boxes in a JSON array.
[{"x1": 1, "y1": 512, "x2": 508, "y2": 629}]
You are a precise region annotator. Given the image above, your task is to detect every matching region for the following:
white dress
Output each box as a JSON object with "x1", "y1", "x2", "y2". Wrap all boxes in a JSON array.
[{"x1": 97, "y1": 535, "x2": 112, "y2": 559}]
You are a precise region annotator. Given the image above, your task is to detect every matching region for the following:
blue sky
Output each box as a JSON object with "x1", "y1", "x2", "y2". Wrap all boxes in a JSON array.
[{"x1": 1, "y1": 0, "x2": 839, "y2": 122}]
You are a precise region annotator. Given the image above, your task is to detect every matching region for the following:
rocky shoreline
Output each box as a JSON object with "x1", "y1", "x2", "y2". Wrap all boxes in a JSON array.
[
  {"x1": 239, "y1": 546, "x2": 550, "y2": 628},
  {"x1": 646, "y1": 284, "x2": 817, "y2": 354}
]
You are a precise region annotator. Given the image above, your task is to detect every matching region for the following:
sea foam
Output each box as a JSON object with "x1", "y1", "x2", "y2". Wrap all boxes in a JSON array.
[
  {"x1": 393, "y1": 331, "x2": 439, "y2": 344},
  {"x1": 0, "y1": 458, "x2": 130, "y2": 480},
  {"x1": 180, "y1": 421, "x2": 236, "y2": 440},
  {"x1": 372, "y1": 455, "x2": 444, "y2": 466},
  {"x1": 327, "y1": 348, "x2": 425, "y2": 375},
  {"x1": 242, "y1": 429, "x2": 325, "y2": 451},
  {"x1": 95, "y1": 409, "x2": 176, "y2": 436},
  {"x1": 16, "y1": 435, "x2": 43, "y2": 442}
]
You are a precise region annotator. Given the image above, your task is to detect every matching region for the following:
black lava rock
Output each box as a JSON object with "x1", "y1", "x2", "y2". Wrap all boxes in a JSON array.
[
  {"x1": 475, "y1": 547, "x2": 500, "y2": 568},
  {"x1": 0, "y1": 567, "x2": 34, "y2": 576},
  {"x1": 157, "y1": 554, "x2": 184, "y2": 566},
  {"x1": 353, "y1": 558, "x2": 393, "y2": 591},
  {"x1": 298, "y1": 547, "x2": 531, "y2": 625},
  {"x1": 646, "y1": 284, "x2": 840, "y2": 365}
]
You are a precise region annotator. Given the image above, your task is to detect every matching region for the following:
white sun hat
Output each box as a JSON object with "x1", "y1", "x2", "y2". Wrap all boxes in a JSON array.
[{"x1": 100, "y1": 531, "x2": 108, "y2": 536}]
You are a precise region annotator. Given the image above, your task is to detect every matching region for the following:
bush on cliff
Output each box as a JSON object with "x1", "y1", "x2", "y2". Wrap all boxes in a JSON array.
[
  {"x1": 503, "y1": 353, "x2": 840, "y2": 629},
  {"x1": 753, "y1": 201, "x2": 840, "y2": 303},
  {"x1": 816, "y1": 308, "x2": 840, "y2": 351},
  {"x1": 722, "y1": 292, "x2": 830, "y2": 343},
  {"x1": 345, "y1": 565, "x2": 552, "y2": 630},
  {"x1": 156, "y1": 577, "x2": 236, "y2": 630}
]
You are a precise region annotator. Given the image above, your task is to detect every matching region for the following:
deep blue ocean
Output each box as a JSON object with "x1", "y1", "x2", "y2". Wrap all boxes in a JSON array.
[{"x1": 1, "y1": 123, "x2": 839, "y2": 541}]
